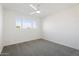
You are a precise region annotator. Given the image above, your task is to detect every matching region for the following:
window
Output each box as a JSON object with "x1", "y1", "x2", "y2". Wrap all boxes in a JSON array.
[
  {"x1": 16, "y1": 18, "x2": 37, "y2": 31},
  {"x1": 22, "y1": 20, "x2": 33, "y2": 29},
  {"x1": 16, "y1": 18, "x2": 21, "y2": 31}
]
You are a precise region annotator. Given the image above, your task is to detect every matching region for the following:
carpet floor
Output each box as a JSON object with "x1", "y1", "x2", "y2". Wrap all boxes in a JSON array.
[{"x1": 1, "y1": 39, "x2": 79, "y2": 56}]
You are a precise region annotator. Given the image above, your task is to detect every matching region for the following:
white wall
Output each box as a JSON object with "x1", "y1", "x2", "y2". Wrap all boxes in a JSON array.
[
  {"x1": 43, "y1": 5, "x2": 79, "y2": 50},
  {"x1": 0, "y1": 5, "x2": 3, "y2": 53},
  {"x1": 3, "y1": 9, "x2": 42, "y2": 46}
]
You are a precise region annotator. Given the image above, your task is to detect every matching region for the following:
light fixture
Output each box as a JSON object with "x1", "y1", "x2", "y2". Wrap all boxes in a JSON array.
[{"x1": 29, "y1": 4, "x2": 40, "y2": 15}]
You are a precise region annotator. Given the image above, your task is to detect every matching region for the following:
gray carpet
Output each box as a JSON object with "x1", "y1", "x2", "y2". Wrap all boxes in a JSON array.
[{"x1": 1, "y1": 39, "x2": 79, "y2": 56}]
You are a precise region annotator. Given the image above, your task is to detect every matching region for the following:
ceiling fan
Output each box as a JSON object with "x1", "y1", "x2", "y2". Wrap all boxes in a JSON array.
[{"x1": 29, "y1": 4, "x2": 40, "y2": 15}]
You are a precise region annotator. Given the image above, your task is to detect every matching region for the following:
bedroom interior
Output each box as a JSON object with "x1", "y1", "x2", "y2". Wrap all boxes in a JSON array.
[{"x1": 0, "y1": 3, "x2": 79, "y2": 56}]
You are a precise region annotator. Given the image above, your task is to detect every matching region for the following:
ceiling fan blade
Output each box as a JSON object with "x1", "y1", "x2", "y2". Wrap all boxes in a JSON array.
[
  {"x1": 30, "y1": 11, "x2": 40, "y2": 15},
  {"x1": 30, "y1": 11, "x2": 36, "y2": 15},
  {"x1": 29, "y1": 4, "x2": 37, "y2": 11}
]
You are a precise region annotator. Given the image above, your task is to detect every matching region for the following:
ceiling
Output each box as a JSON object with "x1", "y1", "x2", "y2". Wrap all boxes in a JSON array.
[{"x1": 1, "y1": 3, "x2": 79, "y2": 19}]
